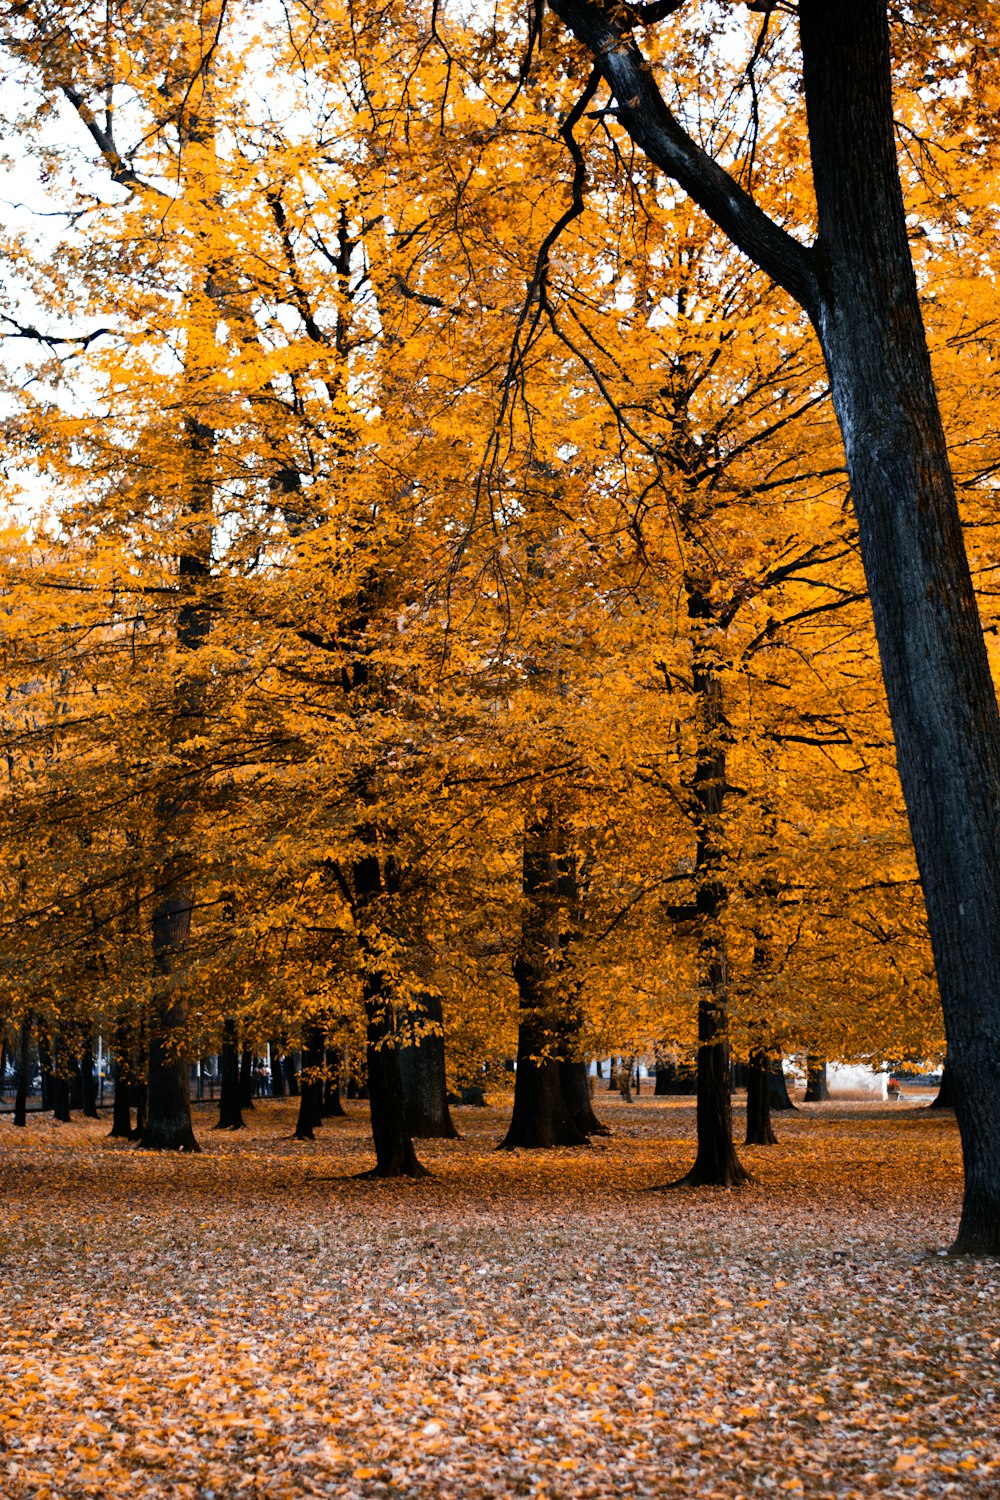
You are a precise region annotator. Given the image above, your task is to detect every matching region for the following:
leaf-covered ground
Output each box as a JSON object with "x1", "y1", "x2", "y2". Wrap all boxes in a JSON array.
[{"x1": 1, "y1": 1093, "x2": 997, "y2": 1499}]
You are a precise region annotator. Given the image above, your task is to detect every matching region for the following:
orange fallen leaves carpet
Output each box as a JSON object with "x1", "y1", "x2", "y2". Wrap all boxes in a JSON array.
[{"x1": 1, "y1": 1096, "x2": 997, "y2": 1498}]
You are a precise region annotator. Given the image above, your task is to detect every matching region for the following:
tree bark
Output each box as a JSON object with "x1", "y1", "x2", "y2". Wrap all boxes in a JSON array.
[
  {"x1": 931, "y1": 1061, "x2": 954, "y2": 1111},
  {"x1": 322, "y1": 1049, "x2": 345, "y2": 1117},
  {"x1": 141, "y1": 896, "x2": 200, "y2": 1151},
  {"x1": 80, "y1": 1038, "x2": 98, "y2": 1118},
  {"x1": 13, "y1": 1017, "x2": 30, "y2": 1128},
  {"x1": 215, "y1": 1016, "x2": 245, "y2": 1130},
  {"x1": 294, "y1": 1027, "x2": 325, "y2": 1140},
  {"x1": 238, "y1": 1045, "x2": 255, "y2": 1111},
  {"x1": 269, "y1": 1041, "x2": 286, "y2": 1097},
  {"x1": 398, "y1": 993, "x2": 458, "y2": 1139},
  {"x1": 284, "y1": 1053, "x2": 299, "y2": 1096},
  {"x1": 805, "y1": 1057, "x2": 830, "y2": 1103},
  {"x1": 560, "y1": 1060, "x2": 609, "y2": 1137},
  {"x1": 500, "y1": 813, "x2": 588, "y2": 1150},
  {"x1": 745, "y1": 1049, "x2": 778, "y2": 1147},
  {"x1": 109, "y1": 1059, "x2": 133, "y2": 1139},
  {"x1": 769, "y1": 1061, "x2": 796, "y2": 1112}
]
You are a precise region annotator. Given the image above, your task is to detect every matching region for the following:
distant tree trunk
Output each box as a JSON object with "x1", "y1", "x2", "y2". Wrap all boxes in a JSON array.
[
  {"x1": 501, "y1": 813, "x2": 588, "y2": 1150},
  {"x1": 607, "y1": 1056, "x2": 619, "y2": 1090},
  {"x1": 398, "y1": 994, "x2": 458, "y2": 1139},
  {"x1": 215, "y1": 1017, "x2": 244, "y2": 1130},
  {"x1": 133, "y1": 1080, "x2": 147, "y2": 1140},
  {"x1": 141, "y1": 896, "x2": 199, "y2": 1152},
  {"x1": 322, "y1": 1049, "x2": 345, "y2": 1118},
  {"x1": 269, "y1": 1041, "x2": 286, "y2": 1097},
  {"x1": 745, "y1": 1049, "x2": 778, "y2": 1146},
  {"x1": 931, "y1": 1061, "x2": 954, "y2": 1110},
  {"x1": 0, "y1": 1037, "x2": 7, "y2": 1098},
  {"x1": 805, "y1": 1056, "x2": 830, "y2": 1103},
  {"x1": 52, "y1": 1067, "x2": 71, "y2": 1124},
  {"x1": 80, "y1": 1038, "x2": 98, "y2": 1118},
  {"x1": 769, "y1": 1061, "x2": 796, "y2": 1112},
  {"x1": 38, "y1": 1033, "x2": 53, "y2": 1113},
  {"x1": 110, "y1": 1065, "x2": 133, "y2": 1139},
  {"x1": 13, "y1": 1017, "x2": 30, "y2": 1127},
  {"x1": 294, "y1": 1027, "x2": 325, "y2": 1141},
  {"x1": 239, "y1": 1045, "x2": 255, "y2": 1111},
  {"x1": 281, "y1": 1053, "x2": 298, "y2": 1096}
]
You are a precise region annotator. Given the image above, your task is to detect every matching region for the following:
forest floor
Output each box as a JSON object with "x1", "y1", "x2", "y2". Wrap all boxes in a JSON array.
[{"x1": 0, "y1": 1093, "x2": 997, "y2": 1500}]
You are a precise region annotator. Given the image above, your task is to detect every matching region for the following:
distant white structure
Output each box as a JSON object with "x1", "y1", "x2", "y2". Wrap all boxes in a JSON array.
[{"x1": 826, "y1": 1063, "x2": 888, "y2": 1100}]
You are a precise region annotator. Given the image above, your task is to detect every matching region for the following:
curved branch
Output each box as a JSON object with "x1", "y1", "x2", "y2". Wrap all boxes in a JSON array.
[{"x1": 548, "y1": 0, "x2": 819, "y2": 311}]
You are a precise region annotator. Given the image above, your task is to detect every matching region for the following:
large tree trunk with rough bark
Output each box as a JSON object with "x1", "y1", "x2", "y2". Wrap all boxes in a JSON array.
[
  {"x1": 798, "y1": 4, "x2": 1000, "y2": 1251},
  {"x1": 398, "y1": 994, "x2": 458, "y2": 1140}
]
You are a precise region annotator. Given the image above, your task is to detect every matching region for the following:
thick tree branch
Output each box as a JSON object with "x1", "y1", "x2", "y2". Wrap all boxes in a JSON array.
[{"x1": 548, "y1": 0, "x2": 818, "y2": 311}]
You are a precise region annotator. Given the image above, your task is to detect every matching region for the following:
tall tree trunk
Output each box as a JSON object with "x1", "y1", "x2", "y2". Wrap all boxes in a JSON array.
[
  {"x1": 38, "y1": 1033, "x2": 53, "y2": 1113},
  {"x1": 745, "y1": 1049, "x2": 777, "y2": 1146},
  {"x1": 13, "y1": 1016, "x2": 30, "y2": 1128},
  {"x1": 109, "y1": 1056, "x2": 133, "y2": 1139},
  {"x1": 80, "y1": 1038, "x2": 98, "y2": 1118},
  {"x1": 805, "y1": 1057, "x2": 830, "y2": 1103},
  {"x1": 668, "y1": 590, "x2": 750, "y2": 1187},
  {"x1": 269, "y1": 1041, "x2": 286, "y2": 1097},
  {"x1": 552, "y1": 0, "x2": 1000, "y2": 1254},
  {"x1": 798, "y1": 0, "x2": 1000, "y2": 1252},
  {"x1": 398, "y1": 994, "x2": 458, "y2": 1139},
  {"x1": 215, "y1": 1016, "x2": 244, "y2": 1130},
  {"x1": 501, "y1": 813, "x2": 588, "y2": 1150}
]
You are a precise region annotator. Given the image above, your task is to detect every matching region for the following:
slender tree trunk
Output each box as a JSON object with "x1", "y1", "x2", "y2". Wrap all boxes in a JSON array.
[
  {"x1": 284, "y1": 1053, "x2": 300, "y2": 1096},
  {"x1": 269, "y1": 1041, "x2": 286, "y2": 1097},
  {"x1": 805, "y1": 1057, "x2": 830, "y2": 1103},
  {"x1": 13, "y1": 1016, "x2": 30, "y2": 1128},
  {"x1": 109, "y1": 1057, "x2": 133, "y2": 1139},
  {"x1": 745, "y1": 1049, "x2": 777, "y2": 1146},
  {"x1": 398, "y1": 994, "x2": 458, "y2": 1139},
  {"x1": 215, "y1": 1017, "x2": 244, "y2": 1130},
  {"x1": 80, "y1": 1038, "x2": 98, "y2": 1118},
  {"x1": 38, "y1": 1033, "x2": 53, "y2": 1113},
  {"x1": 668, "y1": 590, "x2": 750, "y2": 1187},
  {"x1": 238, "y1": 1045, "x2": 255, "y2": 1111}
]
